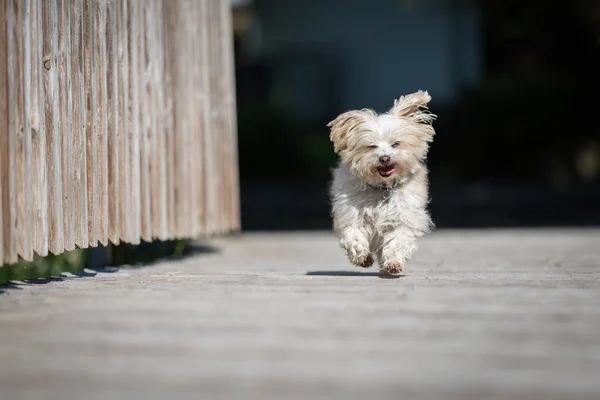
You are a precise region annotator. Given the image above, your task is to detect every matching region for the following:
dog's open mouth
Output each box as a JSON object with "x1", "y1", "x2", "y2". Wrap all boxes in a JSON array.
[{"x1": 377, "y1": 165, "x2": 396, "y2": 178}]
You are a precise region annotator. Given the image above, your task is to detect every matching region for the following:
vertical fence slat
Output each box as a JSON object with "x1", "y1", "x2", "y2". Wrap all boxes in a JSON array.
[
  {"x1": 180, "y1": 0, "x2": 190, "y2": 237},
  {"x1": 15, "y1": 0, "x2": 33, "y2": 260},
  {"x1": 158, "y1": 0, "x2": 168, "y2": 240},
  {"x1": 181, "y1": 0, "x2": 189, "y2": 238},
  {"x1": 221, "y1": 0, "x2": 229, "y2": 233},
  {"x1": 31, "y1": 0, "x2": 48, "y2": 256},
  {"x1": 172, "y1": 1, "x2": 187, "y2": 238},
  {"x1": 212, "y1": 0, "x2": 222, "y2": 233},
  {"x1": 217, "y1": 0, "x2": 226, "y2": 233},
  {"x1": 145, "y1": 0, "x2": 162, "y2": 238},
  {"x1": 195, "y1": 0, "x2": 206, "y2": 235},
  {"x1": 223, "y1": 0, "x2": 240, "y2": 232},
  {"x1": 117, "y1": 0, "x2": 130, "y2": 244},
  {"x1": 70, "y1": 0, "x2": 88, "y2": 249},
  {"x1": 139, "y1": 0, "x2": 151, "y2": 242},
  {"x1": 190, "y1": 0, "x2": 203, "y2": 236},
  {"x1": 107, "y1": 0, "x2": 119, "y2": 245},
  {"x1": 162, "y1": 1, "x2": 176, "y2": 239},
  {"x1": 58, "y1": 0, "x2": 75, "y2": 251},
  {"x1": 148, "y1": 0, "x2": 165, "y2": 240},
  {"x1": 0, "y1": 0, "x2": 7, "y2": 264},
  {"x1": 95, "y1": 0, "x2": 109, "y2": 246},
  {"x1": 216, "y1": 0, "x2": 225, "y2": 233},
  {"x1": 182, "y1": 1, "x2": 191, "y2": 237},
  {"x1": 3, "y1": 0, "x2": 18, "y2": 264},
  {"x1": 44, "y1": 0, "x2": 64, "y2": 254},
  {"x1": 128, "y1": 0, "x2": 141, "y2": 244},
  {"x1": 199, "y1": 0, "x2": 212, "y2": 235},
  {"x1": 182, "y1": 0, "x2": 196, "y2": 238},
  {"x1": 221, "y1": 0, "x2": 237, "y2": 233},
  {"x1": 84, "y1": 0, "x2": 97, "y2": 247},
  {"x1": 203, "y1": 0, "x2": 216, "y2": 234},
  {"x1": 145, "y1": 0, "x2": 155, "y2": 239}
]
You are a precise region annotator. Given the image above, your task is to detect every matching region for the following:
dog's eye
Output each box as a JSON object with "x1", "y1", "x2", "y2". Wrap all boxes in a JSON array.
[
  {"x1": 367, "y1": 145, "x2": 378, "y2": 150},
  {"x1": 391, "y1": 141, "x2": 400, "y2": 148}
]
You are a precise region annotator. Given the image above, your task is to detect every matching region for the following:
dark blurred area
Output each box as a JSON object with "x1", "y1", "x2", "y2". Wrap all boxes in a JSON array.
[{"x1": 232, "y1": 0, "x2": 600, "y2": 230}]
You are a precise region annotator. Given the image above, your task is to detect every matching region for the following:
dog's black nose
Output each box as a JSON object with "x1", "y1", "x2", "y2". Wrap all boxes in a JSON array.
[{"x1": 379, "y1": 155, "x2": 391, "y2": 165}]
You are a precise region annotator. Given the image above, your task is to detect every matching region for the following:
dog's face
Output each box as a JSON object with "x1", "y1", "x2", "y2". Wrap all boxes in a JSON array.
[{"x1": 328, "y1": 90, "x2": 436, "y2": 186}]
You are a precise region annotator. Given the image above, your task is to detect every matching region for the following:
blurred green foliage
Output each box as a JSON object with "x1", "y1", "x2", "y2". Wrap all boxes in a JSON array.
[
  {"x1": 0, "y1": 249, "x2": 88, "y2": 284},
  {"x1": 0, "y1": 239, "x2": 188, "y2": 286}
]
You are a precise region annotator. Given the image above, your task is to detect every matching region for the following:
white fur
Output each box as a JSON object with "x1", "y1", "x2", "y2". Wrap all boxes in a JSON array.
[{"x1": 327, "y1": 90, "x2": 436, "y2": 275}]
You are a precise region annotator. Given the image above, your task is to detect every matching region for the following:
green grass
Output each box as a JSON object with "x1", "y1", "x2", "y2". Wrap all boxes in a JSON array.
[
  {"x1": 0, "y1": 239, "x2": 189, "y2": 285},
  {"x1": 0, "y1": 249, "x2": 88, "y2": 284}
]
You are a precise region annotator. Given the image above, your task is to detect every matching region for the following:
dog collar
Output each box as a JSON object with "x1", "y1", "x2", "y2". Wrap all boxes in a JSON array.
[{"x1": 368, "y1": 181, "x2": 401, "y2": 200}]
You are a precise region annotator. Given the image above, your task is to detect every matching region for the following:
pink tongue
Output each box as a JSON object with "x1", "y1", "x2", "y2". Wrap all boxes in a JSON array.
[{"x1": 381, "y1": 167, "x2": 394, "y2": 174}]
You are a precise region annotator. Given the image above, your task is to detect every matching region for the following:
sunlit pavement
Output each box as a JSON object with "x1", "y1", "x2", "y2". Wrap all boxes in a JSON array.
[{"x1": 1, "y1": 229, "x2": 599, "y2": 400}]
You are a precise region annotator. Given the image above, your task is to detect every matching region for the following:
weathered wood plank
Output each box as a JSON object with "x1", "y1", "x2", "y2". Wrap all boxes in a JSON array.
[
  {"x1": 70, "y1": 0, "x2": 89, "y2": 249},
  {"x1": 222, "y1": 0, "x2": 240, "y2": 232},
  {"x1": 161, "y1": 1, "x2": 176, "y2": 239},
  {"x1": 0, "y1": 0, "x2": 7, "y2": 264},
  {"x1": 144, "y1": 0, "x2": 164, "y2": 238},
  {"x1": 215, "y1": 0, "x2": 226, "y2": 233},
  {"x1": 15, "y1": 0, "x2": 33, "y2": 260},
  {"x1": 106, "y1": 0, "x2": 120, "y2": 245},
  {"x1": 139, "y1": 0, "x2": 151, "y2": 242},
  {"x1": 44, "y1": 0, "x2": 65, "y2": 254},
  {"x1": 30, "y1": 0, "x2": 48, "y2": 256},
  {"x1": 180, "y1": 0, "x2": 191, "y2": 238},
  {"x1": 147, "y1": 0, "x2": 167, "y2": 240},
  {"x1": 176, "y1": 1, "x2": 191, "y2": 238},
  {"x1": 84, "y1": 0, "x2": 97, "y2": 247},
  {"x1": 190, "y1": 0, "x2": 203, "y2": 236},
  {"x1": 198, "y1": 0, "x2": 211, "y2": 235},
  {"x1": 156, "y1": 0, "x2": 167, "y2": 240},
  {"x1": 206, "y1": 0, "x2": 219, "y2": 234},
  {"x1": 181, "y1": 0, "x2": 196, "y2": 238},
  {"x1": 58, "y1": 0, "x2": 75, "y2": 251},
  {"x1": 215, "y1": 0, "x2": 225, "y2": 234},
  {"x1": 95, "y1": 0, "x2": 109, "y2": 246},
  {"x1": 214, "y1": 0, "x2": 225, "y2": 234},
  {"x1": 128, "y1": 0, "x2": 141, "y2": 244},
  {"x1": 117, "y1": 0, "x2": 130, "y2": 244}
]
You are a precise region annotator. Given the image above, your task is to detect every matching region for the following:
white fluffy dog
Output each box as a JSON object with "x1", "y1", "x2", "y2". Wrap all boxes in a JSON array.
[{"x1": 327, "y1": 90, "x2": 436, "y2": 275}]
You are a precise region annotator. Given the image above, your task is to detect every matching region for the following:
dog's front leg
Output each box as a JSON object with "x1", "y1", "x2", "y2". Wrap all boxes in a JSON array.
[
  {"x1": 378, "y1": 226, "x2": 418, "y2": 274},
  {"x1": 339, "y1": 226, "x2": 374, "y2": 268}
]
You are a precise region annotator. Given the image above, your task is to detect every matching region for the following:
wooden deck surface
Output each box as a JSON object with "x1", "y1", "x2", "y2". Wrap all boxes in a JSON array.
[{"x1": 1, "y1": 229, "x2": 600, "y2": 400}]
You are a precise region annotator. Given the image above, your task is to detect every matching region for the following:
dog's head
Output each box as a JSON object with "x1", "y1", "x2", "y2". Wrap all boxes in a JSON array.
[{"x1": 327, "y1": 90, "x2": 436, "y2": 186}]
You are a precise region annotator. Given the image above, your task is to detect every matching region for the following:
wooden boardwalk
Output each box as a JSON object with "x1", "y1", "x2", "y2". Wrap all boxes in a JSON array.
[{"x1": 1, "y1": 229, "x2": 600, "y2": 400}]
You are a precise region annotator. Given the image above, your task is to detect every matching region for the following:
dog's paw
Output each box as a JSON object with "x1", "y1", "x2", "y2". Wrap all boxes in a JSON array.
[
  {"x1": 347, "y1": 250, "x2": 373, "y2": 268},
  {"x1": 340, "y1": 237, "x2": 371, "y2": 267},
  {"x1": 358, "y1": 254, "x2": 374, "y2": 268},
  {"x1": 381, "y1": 262, "x2": 404, "y2": 275}
]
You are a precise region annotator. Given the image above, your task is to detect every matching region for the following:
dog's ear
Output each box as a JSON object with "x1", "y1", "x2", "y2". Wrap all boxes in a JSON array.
[
  {"x1": 327, "y1": 109, "x2": 373, "y2": 154},
  {"x1": 389, "y1": 90, "x2": 436, "y2": 124}
]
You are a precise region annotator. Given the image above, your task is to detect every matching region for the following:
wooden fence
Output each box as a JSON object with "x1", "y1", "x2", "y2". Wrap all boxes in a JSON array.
[{"x1": 0, "y1": 0, "x2": 240, "y2": 265}]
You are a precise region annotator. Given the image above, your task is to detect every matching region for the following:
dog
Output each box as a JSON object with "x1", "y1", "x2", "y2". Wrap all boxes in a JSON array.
[{"x1": 327, "y1": 90, "x2": 436, "y2": 275}]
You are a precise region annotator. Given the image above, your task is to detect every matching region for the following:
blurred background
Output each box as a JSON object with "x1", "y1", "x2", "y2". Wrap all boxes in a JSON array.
[{"x1": 232, "y1": 0, "x2": 600, "y2": 230}]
